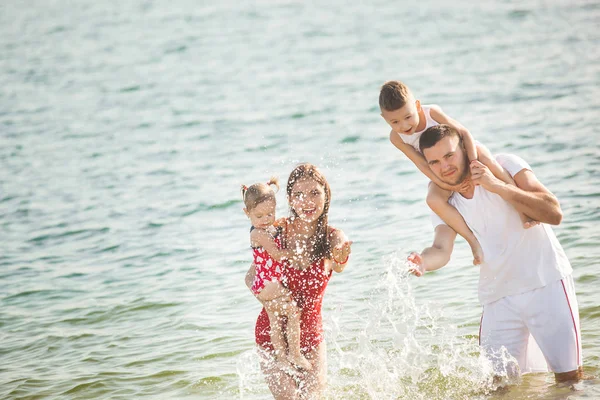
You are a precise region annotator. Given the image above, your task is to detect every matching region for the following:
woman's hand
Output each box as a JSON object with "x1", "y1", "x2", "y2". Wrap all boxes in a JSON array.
[
  {"x1": 330, "y1": 238, "x2": 352, "y2": 273},
  {"x1": 263, "y1": 294, "x2": 295, "y2": 314},
  {"x1": 332, "y1": 241, "x2": 352, "y2": 265}
]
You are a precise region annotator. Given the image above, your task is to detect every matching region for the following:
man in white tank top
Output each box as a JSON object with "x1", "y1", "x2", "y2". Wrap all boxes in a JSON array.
[{"x1": 407, "y1": 124, "x2": 583, "y2": 383}]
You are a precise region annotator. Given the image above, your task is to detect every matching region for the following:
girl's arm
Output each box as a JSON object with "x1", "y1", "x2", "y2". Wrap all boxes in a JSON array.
[
  {"x1": 389, "y1": 131, "x2": 457, "y2": 191},
  {"x1": 328, "y1": 228, "x2": 352, "y2": 273},
  {"x1": 250, "y1": 229, "x2": 293, "y2": 262},
  {"x1": 429, "y1": 106, "x2": 515, "y2": 185}
]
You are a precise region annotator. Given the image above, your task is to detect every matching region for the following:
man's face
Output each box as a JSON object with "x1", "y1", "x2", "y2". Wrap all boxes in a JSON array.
[{"x1": 422, "y1": 135, "x2": 469, "y2": 186}]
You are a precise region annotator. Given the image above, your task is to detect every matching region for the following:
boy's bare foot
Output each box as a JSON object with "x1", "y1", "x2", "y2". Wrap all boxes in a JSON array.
[
  {"x1": 470, "y1": 241, "x2": 484, "y2": 265},
  {"x1": 520, "y1": 212, "x2": 540, "y2": 229},
  {"x1": 523, "y1": 219, "x2": 540, "y2": 229},
  {"x1": 288, "y1": 354, "x2": 312, "y2": 371}
]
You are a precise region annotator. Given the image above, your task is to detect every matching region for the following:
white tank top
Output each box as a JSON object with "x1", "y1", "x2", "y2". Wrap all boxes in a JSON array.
[
  {"x1": 397, "y1": 105, "x2": 438, "y2": 152},
  {"x1": 431, "y1": 154, "x2": 573, "y2": 305}
]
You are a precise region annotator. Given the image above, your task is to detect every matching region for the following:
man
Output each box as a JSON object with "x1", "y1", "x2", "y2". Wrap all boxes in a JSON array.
[{"x1": 408, "y1": 124, "x2": 582, "y2": 382}]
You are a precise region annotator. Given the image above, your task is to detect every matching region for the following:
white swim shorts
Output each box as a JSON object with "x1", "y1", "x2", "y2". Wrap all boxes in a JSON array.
[{"x1": 479, "y1": 274, "x2": 582, "y2": 375}]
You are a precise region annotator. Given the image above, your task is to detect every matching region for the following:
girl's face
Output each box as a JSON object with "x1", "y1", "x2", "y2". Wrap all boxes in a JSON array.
[
  {"x1": 245, "y1": 199, "x2": 276, "y2": 229},
  {"x1": 289, "y1": 178, "x2": 326, "y2": 223}
]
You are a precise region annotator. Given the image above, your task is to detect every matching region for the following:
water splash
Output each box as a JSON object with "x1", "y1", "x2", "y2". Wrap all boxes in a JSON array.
[{"x1": 236, "y1": 252, "x2": 519, "y2": 399}]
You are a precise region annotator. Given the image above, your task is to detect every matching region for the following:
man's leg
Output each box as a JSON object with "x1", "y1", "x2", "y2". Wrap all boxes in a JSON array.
[
  {"x1": 480, "y1": 297, "x2": 532, "y2": 379},
  {"x1": 525, "y1": 275, "x2": 582, "y2": 382}
]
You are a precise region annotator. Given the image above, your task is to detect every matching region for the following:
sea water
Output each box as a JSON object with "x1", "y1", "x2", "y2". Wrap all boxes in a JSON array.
[{"x1": 1, "y1": 0, "x2": 599, "y2": 399}]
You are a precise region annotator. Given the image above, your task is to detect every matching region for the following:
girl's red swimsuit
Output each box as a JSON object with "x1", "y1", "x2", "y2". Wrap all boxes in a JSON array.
[{"x1": 255, "y1": 256, "x2": 332, "y2": 354}]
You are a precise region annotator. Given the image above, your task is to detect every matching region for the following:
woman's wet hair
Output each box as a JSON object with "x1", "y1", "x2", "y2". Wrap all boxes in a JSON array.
[
  {"x1": 241, "y1": 177, "x2": 280, "y2": 211},
  {"x1": 286, "y1": 163, "x2": 332, "y2": 263}
]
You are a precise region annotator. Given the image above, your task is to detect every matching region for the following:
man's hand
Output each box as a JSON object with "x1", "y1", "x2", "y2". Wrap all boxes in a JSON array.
[
  {"x1": 470, "y1": 160, "x2": 504, "y2": 192},
  {"x1": 407, "y1": 252, "x2": 426, "y2": 277}
]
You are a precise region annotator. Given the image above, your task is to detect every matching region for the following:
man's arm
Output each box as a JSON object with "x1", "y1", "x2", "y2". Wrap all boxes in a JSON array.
[
  {"x1": 408, "y1": 224, "x2": 457, "y2": 276},
  {"x1": 471, "y1": 160, "x2": 563, "y2": 225}
]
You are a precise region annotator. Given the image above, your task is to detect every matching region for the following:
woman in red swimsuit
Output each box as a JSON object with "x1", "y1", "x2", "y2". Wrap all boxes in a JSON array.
[{"x1": 245, "y1": 163, "x2": 352, "y2": 399}]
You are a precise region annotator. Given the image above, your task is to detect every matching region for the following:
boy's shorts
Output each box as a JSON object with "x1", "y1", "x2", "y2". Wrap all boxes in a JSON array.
[{"x1": 479, "y1": 274, "x2": 582, "y2": 375}]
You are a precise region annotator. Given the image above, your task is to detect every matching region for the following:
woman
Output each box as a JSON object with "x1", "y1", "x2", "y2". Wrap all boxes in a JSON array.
[{"x1": 245, "y1": 163, "x2": 352, "y2": 399}]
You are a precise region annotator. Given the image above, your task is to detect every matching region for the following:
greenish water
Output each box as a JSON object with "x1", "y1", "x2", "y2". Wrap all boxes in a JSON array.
[{"x1": 1, "y1": 0, "x2": 599, "y2": 399}]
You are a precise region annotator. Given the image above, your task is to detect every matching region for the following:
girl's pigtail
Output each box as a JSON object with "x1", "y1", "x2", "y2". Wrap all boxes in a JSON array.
[
  {"x1": 240, "y1": 184, "x2": 249, "y2": 203},
  {"x1": 267, "y1": 176, "x2": 280, "y2": 192}
]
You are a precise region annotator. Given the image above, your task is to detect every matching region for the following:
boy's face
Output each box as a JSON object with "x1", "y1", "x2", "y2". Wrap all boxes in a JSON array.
[{"x1": 381, "y1": 99, "x2": 421, "y2": 135}]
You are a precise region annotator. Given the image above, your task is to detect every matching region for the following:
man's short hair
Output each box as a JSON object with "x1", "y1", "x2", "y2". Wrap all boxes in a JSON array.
[
  {"x1": 419, "y1": 124, "x2": 462, "y2": 154},
  {"x1": 379, "y1": 80, "x2": 412, "y2": 111}
]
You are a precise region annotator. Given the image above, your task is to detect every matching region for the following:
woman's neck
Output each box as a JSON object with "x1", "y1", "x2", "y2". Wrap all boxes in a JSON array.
[{"x1": 290, "y1": 217, "x2": 318, "y2": 237}]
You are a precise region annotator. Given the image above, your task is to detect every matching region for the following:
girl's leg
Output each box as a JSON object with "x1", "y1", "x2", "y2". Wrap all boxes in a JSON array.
[
  {"x1": 265, "y1": 309, "x2": 288, "y2": 364},
  {"x1": 301, "y1": 342, "x2": 327, "y2": 399},
  {"x1": 258, "y1": 347, "x2": 300, "y2": 400},
  {"x1": 477, "y1": 146, "x2": 539, "y2": 229},
  {"x1": 285, "y1": 302, "x2": 312, "y2": 370},
  {"x1": 257, "y1": 281, "x2": 292, "y2": 364},
  {"x1": 427, "y1": 183, "x2": 484, "y2": 265}
]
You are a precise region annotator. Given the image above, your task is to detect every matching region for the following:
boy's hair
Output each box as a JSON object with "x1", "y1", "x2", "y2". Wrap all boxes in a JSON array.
[
  {"x1": 379, "y1": 80, "x2": 413, "y2": 111},
  {"x1": 241, "y1": 177, "x2": 279, "y2": 210},
  {"x1": 419, "y1": 124, "x2": 463, "y2": 154}
]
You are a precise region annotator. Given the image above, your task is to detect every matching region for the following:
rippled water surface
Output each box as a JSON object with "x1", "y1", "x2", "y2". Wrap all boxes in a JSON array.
[{"x1": 1, "y1": 0, "x2": 599, "y2": 399}]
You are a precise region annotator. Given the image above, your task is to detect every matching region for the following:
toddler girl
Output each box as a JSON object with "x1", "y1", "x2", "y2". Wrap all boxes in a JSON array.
[{"x1": 242, "y1": 178, "x2": 312, "y2": 371}]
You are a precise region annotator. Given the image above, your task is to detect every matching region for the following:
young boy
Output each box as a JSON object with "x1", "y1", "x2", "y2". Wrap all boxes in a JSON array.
[{"x1": 380, "y1": 80, "x2": 536, "y2": 264}]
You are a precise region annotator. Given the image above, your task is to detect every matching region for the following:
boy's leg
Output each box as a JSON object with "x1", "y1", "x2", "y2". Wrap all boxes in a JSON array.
[
  {"x1": 524, "y1": 275, "x2": 582, "y2": 382},
  {"x1": 427, "y1": 183, "x2": 484, "y2": 265}
]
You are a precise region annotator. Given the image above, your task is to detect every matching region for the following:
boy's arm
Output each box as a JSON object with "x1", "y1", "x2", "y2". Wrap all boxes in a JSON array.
[
  {"x1": 430, "y1": 106, "x2": 515, "y2": 185},
  {"x1": 389, "y1": 131, "x2": 456, "y2": 191},
  {"x1": 476, "y1": 144, "x2": 516, "y2": 185},
  {"x1": 250, "y1": 229, "x2": 292, "y2": 261},
  {"x1": 408, "y1": 224, "x2": 457, "y2": 276},
  {"x1": 429, "y1": 105, "x2": 478, "y2": 162}
]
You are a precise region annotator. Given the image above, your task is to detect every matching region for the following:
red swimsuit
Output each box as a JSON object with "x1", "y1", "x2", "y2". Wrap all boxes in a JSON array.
[
  {"x1": 250, "y1": 233, "x2": 284, "y2": 295},
  {"x1": 255, "y1": 230, "x2": 334, "y2": 354}
]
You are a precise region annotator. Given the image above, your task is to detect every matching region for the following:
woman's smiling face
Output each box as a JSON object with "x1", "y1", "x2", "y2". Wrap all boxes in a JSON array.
[{"x1": 289, "y1": 177, "x2": 326, "y2": 223}]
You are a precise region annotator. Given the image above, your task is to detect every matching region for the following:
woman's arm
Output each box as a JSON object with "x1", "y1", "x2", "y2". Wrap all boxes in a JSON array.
[
  {"x1": 389, "y1": 131, "x2": 456, "y2": 191},
  {"x1": 328, "y1": 228, "x2": 352, "y2": 273},
  {"x1": 250, "y1": 229, "x2": 293, "y2": 262},
  {"x1": 245, "y1": 263, "x2": 257, "y2": 291}
]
